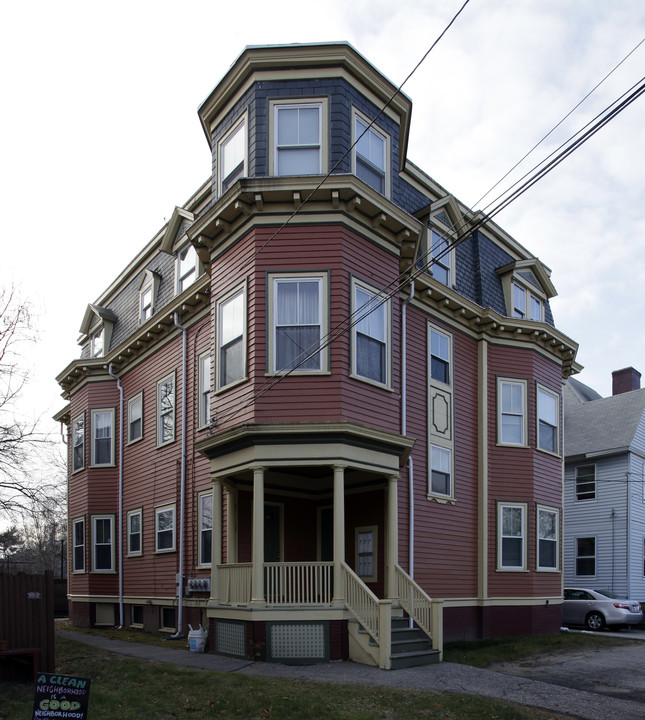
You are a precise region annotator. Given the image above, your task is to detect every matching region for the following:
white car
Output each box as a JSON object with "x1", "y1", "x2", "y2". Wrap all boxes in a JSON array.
[{"x1": 563, "y1": 588, "x2": 643, "y2": 631}]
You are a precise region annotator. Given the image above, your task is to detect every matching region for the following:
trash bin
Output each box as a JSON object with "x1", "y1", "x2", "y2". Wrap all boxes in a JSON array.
[{"x1": 188, "y1": 624, "x2": 208, "y2": 653}]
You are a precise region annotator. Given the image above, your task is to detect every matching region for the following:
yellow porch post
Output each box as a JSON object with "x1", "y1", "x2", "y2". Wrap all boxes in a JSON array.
[
  {"x1": 333, "y1": 464, "x2": 346, "y2": 605},
  {"x1": 386, "y1": 473, "x2": 398, "y2": 599},
  {"x1": 210, "y1": 476, "x2": 223, "y2": 605},
  {"x1": 251, "y1": 466, "x2": 265, "y2": 605}
]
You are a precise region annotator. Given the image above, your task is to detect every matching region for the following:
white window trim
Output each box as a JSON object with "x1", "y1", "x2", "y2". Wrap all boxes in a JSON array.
[
  {"x1": 198, "y1": 490, "x2": 213, "y2": 568},
  {"x1": 268, "y1": 272, "x2": 329, "y2": 375},
  {"x1": 127, "y1": 392, "x2": 143, "y2": 444},
  {"x1": 155, "y1": 503, "x2": 176, "y2": 553},
  {"x1": 218, "y1": 113, "x2": 248, "y2": 196},
  {"x1": 90, "y1": 407, "x2": 115, "y2": 467},
  {"x1": 351, "y1": 108, "x2": 390, "y2": 197},
  {"x1": 156, "y1": 372, "x2": 176, "y2": 447},
  {"x1": 429, "y1": 444, "x2": 454, "y2": 500},
  {"x1": 350, "y1": 277, "x2": 391, "y2": 388},
  {"x1": 198, "y1": 352, "x2": 212, "y2": 428},
  {"x1": 575, "y1": 464, "x2": 596, "y2": 502},
  {"x1": 72, "y1": 413, "x2": 85, "y2": 473},
  {"x1": 536, "y1": 384, "x2": 560, "y2": 455},
  {"x1": 215, "y1": 282, "x2": 247, "y2": 392},
  {"x1": 269, "y1": 98, "x2": 328, "y2": 177},
  {"x1": 91, "y1": 514, "x2": 115, "y2": 573},
  {"x1": 127, "y1": 508, "x2": 143, "y2": 557},
  {"x1": 497, "y1": 502, "x2": 527, "y2": 571},
  {"x1": 575, "y1": 535, "x2": 596, "y2": 577},
  {"x1": 511, "y1": 279, "x2": 544, "y2": 321},
  {"x1": 175, "y1": 243, "x2": 201, "y2": 295},
  {"x1": 497, "y1": 378, "x2": 528, "y2": 447},
  {"x1": 72, "y1": 517, "x2": 85, "y2": 574},
  {"x1": 536, "y1": 505, "x2": 559, "y2": 571},
  {"x1": 355, "y1": 525, "x2": 378, "y2": 583}
]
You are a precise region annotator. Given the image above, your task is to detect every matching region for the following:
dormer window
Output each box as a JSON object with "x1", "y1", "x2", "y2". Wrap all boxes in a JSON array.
[
  {"x1": 91, "y1": 327, "x2": 104, "y2": 358},
  {"x1": 429, "y1": 230, "x2": 452, "y2": 286},
  {"x1": 177, "y1": 244, "x2": 198, "y2": 294},
  {"x1": 271, "y1": 100, "x2": 327, "y2": 176},
  {"x1": 512, "y1": 282, "x2": 543, "y2": 321},
  {"x1": 141, "y1": 286, "x2": 153, "y2": 322},
  {"x1": 219, "y1": 117, "x2": 247, "y2": 194},
  {"x1": 139, "y1": 269, "x2": 160, "y2": 324},
  {"x1": 497, "y1": 260, "x2": 555, "y2": 323},
  {"x1": 417, "y1": 199, "x2": 462, "y2": 288},
  {"x1": 353, "y1": 111, "x2": 388, "y2": 195}
]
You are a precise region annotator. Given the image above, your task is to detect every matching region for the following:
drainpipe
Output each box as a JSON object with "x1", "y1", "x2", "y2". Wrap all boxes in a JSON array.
[
  {"x1": 401, "y1": 280, "x2": 415, "y2": 579},
  {"x1": 59, "y1": 423, "x2": 68, "y2": 445},
  {"x1": 108, "y1": 363, "x2": 125, "y2": 628},
  {"x1": 173, "y1": 313, "x2": 187, "y2": 637}
]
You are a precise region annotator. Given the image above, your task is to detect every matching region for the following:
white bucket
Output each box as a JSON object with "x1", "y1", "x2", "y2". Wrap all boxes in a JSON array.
[{"x1": 188, "y1": 624, "x2": 208, "y2": 653}]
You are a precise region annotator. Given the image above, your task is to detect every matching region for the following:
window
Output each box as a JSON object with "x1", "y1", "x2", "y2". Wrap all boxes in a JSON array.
[
  {"x1": 356, "y1": 526, "x2": 377, "y2": 582},
  {"x1": 575, "y1": 465, "x2": 596, "y2": 501},
  {"x1": 131, "y1": 605, "x2": 143, "y2": 626},
  {"x1": 72, "y1": 518, "x2": 85, "y2": 573},
  {"x1": 198, "y1": 353, "x2": 211, "y2": 428},
  {"x1": 90, "y1": 327, "x2": 104, "y2": 358},
  {"x1": 128, "y1": 393, "x2": 143, "y2": 443},
  {"x1": 127, "y1": 509, "x2": 142, "y2": 556},
  {"x1": 352, "y1": 280, "x2": 389, "y2": 386},
  {"x1": 537, "y1": 506, "x2": 558, "y2": 570},
  {"x1": 273, "y1": 102, "x2": 322, "y2": 176},
  {"x1": 430, "y1": 445, "x2": 452, "y2": 497},
  {"x1": 498, "y1": 503, "x2": 526, "y2": 570},
  {"x1": 155, "y1": 504, "x2": 176, "y2": 552},
  {"x1": 430, "y1": 328, "x2": 451, "y2": 385},
  {"x1": 72, "y1": 414, "x2": 85, "y2": 472},
  {"x1": 156, "y1": 374, "x2": 175, "y2": 446},
  {"x1": 198, "y1": 491, "x2": 213, "y2": 567},
  {"x1": 512, "y1": 281, "x2": 543, "y2": 321},
  {"x1": 429, "y1": 230, "x2": 452, "y2": 286},
  {"x1": 353, "y1": 112, "x2": 387, "y2": 194},
  {"x1": 576, "y1": 536, "x2": 596, "y2": 576},
  {"x1": 140, "y1": 285, "x2": 153, "y2": 322},
  {"x1": 160, "y1": 607, "x2": 176, "y2": 631},
  {"x1": 176, "y1": 244, "x2": 198, "y2": 294},
  {"x1": 498, "y1": 379, "x2": 527, "y2": 446},
  {"x1": 270, "y1": 274, "x2": 326, "y2": 373},
  {"x1": 217, "y1": 286, "x2": 245, "y2": 389},
  {"x1": 537, "y1": 386, "x2": 559, "y2": 453},
  {"x1": 92, "y1": 515, "x2": 114, "y2": 572},
  {"x1": 219, "y1": 118, "x2": 246, "y2": 194},
  {"x1": 91, "y1": 408, "x2": 114, "y2": 466}
]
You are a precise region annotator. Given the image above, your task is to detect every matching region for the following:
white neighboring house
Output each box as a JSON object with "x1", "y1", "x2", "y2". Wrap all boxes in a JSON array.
[{"x1": 564, "y1": 367, "x2": 645, "y2": 605}]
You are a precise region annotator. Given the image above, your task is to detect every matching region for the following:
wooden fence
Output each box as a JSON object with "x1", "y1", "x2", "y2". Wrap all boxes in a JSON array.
[{"x1": 0, "y1": 571, "x2": 55, "y2": 680}]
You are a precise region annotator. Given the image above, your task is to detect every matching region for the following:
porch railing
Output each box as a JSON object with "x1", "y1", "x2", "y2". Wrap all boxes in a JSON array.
[
  {"x1": 264, "y1": 562, "x2": 333, "y2": 606},
  {"x1": 341, "y1": 561, "x2": 380, "y2": 643},
  {"x1": 395, "y1": 564, "x2": 443, "y2": 658},
  {"x1": 216, "y1": 562, "x2": 333, "y2": 606},
  {"x1": 217, "y1": 563, "x2": 252, "y2": 605}
]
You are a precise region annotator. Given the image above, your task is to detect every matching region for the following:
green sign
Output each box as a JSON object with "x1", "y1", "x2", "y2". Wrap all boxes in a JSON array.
[{"x1": 33, "y1": 674, "x2": 91, "y2": 719}]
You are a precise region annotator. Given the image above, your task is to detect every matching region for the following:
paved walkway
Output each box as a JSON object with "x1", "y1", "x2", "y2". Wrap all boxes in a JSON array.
[{"x1": 57, "y1": 629, "x2": 645, "y2": 720}]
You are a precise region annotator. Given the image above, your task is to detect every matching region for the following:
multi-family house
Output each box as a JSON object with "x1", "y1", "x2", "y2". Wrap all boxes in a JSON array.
[
  {"x1": 564, "y1": 368, "x2": 645, "y2": 605},
  {"x1": 55, "y1": 43, "x2": 579, "y2": 669}
]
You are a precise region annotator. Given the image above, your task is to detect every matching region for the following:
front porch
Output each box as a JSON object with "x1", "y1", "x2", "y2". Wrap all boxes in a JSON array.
[{"x1": 196, "y1": 423, "x2": 443, "y2": 668}]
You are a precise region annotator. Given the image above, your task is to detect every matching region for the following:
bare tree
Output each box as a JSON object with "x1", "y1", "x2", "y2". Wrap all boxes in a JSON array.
[{"x1": 0, "y1": 286, "x2": 61, "y2": 519}]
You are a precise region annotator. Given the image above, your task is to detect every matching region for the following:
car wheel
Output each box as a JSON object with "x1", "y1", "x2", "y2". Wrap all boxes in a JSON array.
[{"x1": 586, "y1": 612, "x2": 606, "y2": 631}]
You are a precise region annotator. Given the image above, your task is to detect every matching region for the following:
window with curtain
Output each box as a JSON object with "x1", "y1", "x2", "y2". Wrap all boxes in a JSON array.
[
  {"x1": 91, "y1": 409, "x2": 114, "y2": 466},
  {"x1": 218, "y1": 288, "x2": 245, "y2": 388},
  {"x1": 273, "y1": 277, "x2": 322, "y2": 372}
]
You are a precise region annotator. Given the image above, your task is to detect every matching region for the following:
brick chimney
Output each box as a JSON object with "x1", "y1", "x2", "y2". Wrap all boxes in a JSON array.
[{"x1": 612, "y1": 367, "x2": 641, "y2": 395}]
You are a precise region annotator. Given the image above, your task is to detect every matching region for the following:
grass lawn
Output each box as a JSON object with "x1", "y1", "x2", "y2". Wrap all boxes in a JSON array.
[{"x1": 0, "y1": 628, "x2": 633, "y2": 720}]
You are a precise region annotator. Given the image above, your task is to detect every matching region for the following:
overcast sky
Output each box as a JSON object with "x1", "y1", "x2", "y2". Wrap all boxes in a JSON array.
[{"x1": 1, "y1": 0, "x2": 644, "y2": 442}]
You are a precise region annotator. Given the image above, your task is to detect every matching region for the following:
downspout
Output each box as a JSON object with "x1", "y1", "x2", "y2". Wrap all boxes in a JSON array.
[
  {"x1": 626, "y1": 467, "x2": 631, "y2": 597},
  {"x1": 108, "y1": 363, "x2": 125, "y2": 628},
  {"x1": 401, "y1": 280, "x2": 415, "y2": 580},
  {"x1": 173, "y1": 313, "x2": 187, "y2": 637}
]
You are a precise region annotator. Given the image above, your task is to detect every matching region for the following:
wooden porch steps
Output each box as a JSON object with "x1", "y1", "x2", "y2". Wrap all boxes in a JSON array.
[{"x1": 389, "y1": 617, "x2": 440, "y2": 670}]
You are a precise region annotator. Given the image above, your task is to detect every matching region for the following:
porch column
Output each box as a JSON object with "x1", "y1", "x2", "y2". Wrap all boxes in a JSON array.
[
  {"x1": 226, "y1": 485, "x2": 238, "y2": 563},
  {"x1": 333, "y1": 464, "x2": 346, "y2": 605},
  {"x1": 251, "y1": 466, "x2": 265, "y2": 605},
  {"x1": 211, "y1": 476, "x2": 223, "y2": 605},
  {"x1": 386, "y1": 473, "x2": 399, "y2": 599}
]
